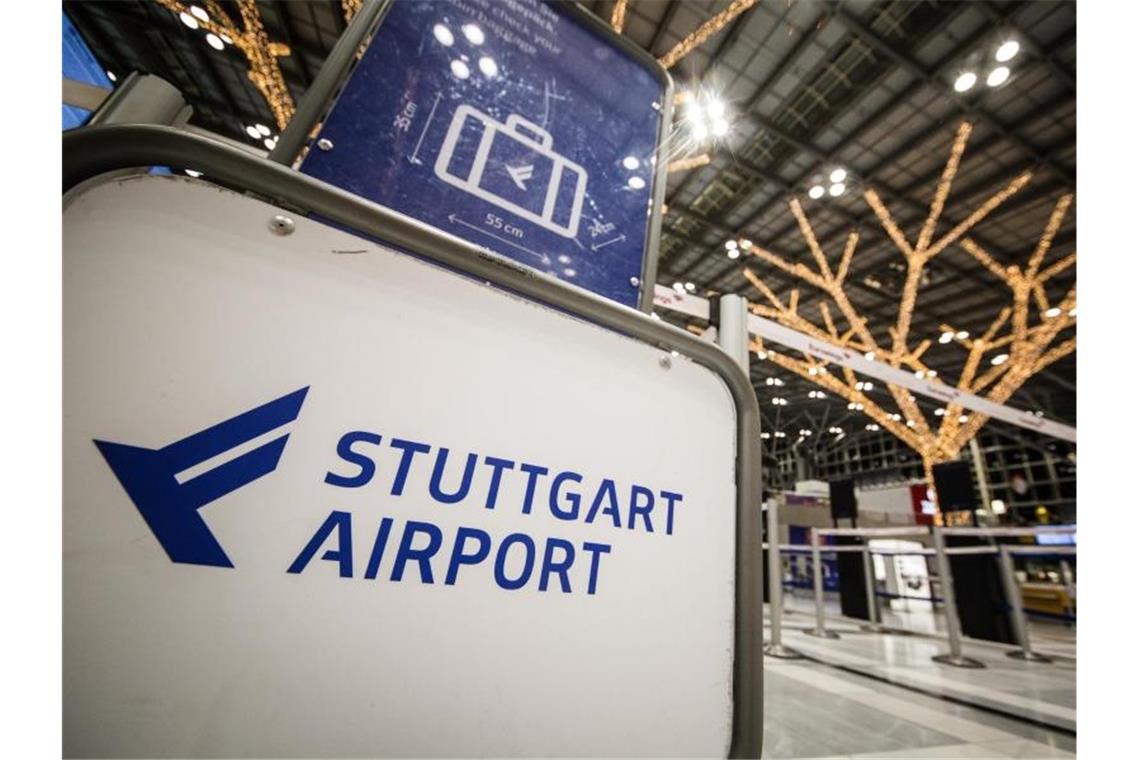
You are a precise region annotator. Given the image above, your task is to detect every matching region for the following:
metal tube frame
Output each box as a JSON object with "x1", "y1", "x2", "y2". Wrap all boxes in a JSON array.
[
  {"x1": 62, "y1": 124, "x2": 763, "y2": 758},
  {"x1": 861, "y1": 545, "x2": 882, "y2": 631}
]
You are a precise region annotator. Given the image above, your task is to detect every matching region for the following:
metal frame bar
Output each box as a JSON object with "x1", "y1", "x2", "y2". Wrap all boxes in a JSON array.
[{"x1": 62, "y1": 123, "x2": 763, "y2": 758}]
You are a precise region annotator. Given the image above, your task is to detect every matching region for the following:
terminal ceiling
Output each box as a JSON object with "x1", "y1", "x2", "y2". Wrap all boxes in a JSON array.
[{"x1": 65, "y1": 0, "x2": 1077, "y2": 449}]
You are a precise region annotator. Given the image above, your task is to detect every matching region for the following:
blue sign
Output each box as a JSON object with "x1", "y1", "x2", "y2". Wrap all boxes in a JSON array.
[{"x1": 299, "y1": 0, "x2": 667, "y2": 308}]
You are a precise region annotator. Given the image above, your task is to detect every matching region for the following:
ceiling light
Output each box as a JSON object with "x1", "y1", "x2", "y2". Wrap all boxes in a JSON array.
[
  {"x1": 1044, "y1": 307, "x2": 1061, "y2": 318},
  {"x1": 935, "y1": 409, "x2": 947, "y2": 416},
  {"x1": 725, "y1": 240, "x2": 738, "y2": 250},
  {"x1": 956, "y1": 330, "x2": 969, "y2": 340},
  {"x1": 954, "y1": 71, "x2": 977, "y2": 92},
  {"x1": 706, "y1": 99, "x2": 726, "y2": 119},
  {"x1": 433, "y1": 24, "x2": 455, "y2": 46},
  {"x1": 1068, "y1": 307, "x2": 1076, "y2": 317},
  {"x1": 673, "y1": 281, "x2": 685, "y2": 294},
  {"x1": 829, "y1": 168, "x2": 847, "y2": 183},
  {"x1": 866, "y1": 424, "x2": 880, "y2": 431},
  {"x1": 986, "y1": 66, "x2": 1010, "y2": 87},
  {"x1": 627, "y1": 176, "x2": 646, "y2": 190},
  {"x1": 691, "y1": 122, "x2": 709, "y2": 141},
  {"x1": 756, "y1": 350, "x2": 768, "y2": 360},
  {"x1": 915, "y1": 370, "x2": 924, "y2": 378},
  {"x1": 220, "y1": 33, "x2": 232, "y2": 44},
  {"x1": 184, "y1": 169, "x2": 202, "y2": 177},
  {"x1": 727, "y1": 248, "x2": 740, "y2": 260},
  {"x1": 189, "y1": 5, "x2": 209, "y2": 22},
  {"x1": 808, "y1": 185, "x2": 825, "y2": 199},
  {"x1": 478, "y1": 56, "x2": 498, "y2": 77},
  {"x1": 712, "y1": 119, "x2": 730, "y2": 137},
  {"x1": 829, "y1": 182, "x2": 846, "y2": 196},
  {"x1": 255, "y1": 124, "x2": 271, "y2": 136},
  {"x1": 864, "y1": 382, "x2": 873, "y2": 390},
  {"x1": 995, "y1": 40, "x2": 1020, "y2": 62},
  {"x1": 959, "y1": 415, "x2": 969, "y2": 423},
  {"x1": 890, "y1": 414, "x2": 901, "y2": 421},
  {"x1": 991, "y1": 353, "x2": 1009, "y2": 365},
  {"x1": 245, "y1": 125, "x2": 261, "y2": 139},
  {"x1": 991, "y1": 499, "x2": 1007, "y2": 515},
  {"x1": 939, "y1": 331, "x2": 954, "y2": 343},
  {"x1": 206, "y1": 33, "x2": 225, "y2": 50},
  {"x1": 623, "y1": 156, "x2": 640, "y2": 170},
  {"x1": 740, "y1": 239, "x2": 753, "y2": 250},
  {"x1": 864, "y1": 351, "x2": 875, "y2": 361},
  {"x1": 906, "y1": 420, "x2": 915, "y2": 427},
  {"x1": 106, "y1": 71, "x2": 116, "y2": 82},
  {"x1": 761, "y1": 432, "x2": 771, "y2": 440},
  {"x1": 450, "y1": 59, "x2": 471, "y2": 79},
  {"x1": 179, "y1": 11, "x2": 199, "y2": 30},
  {"x1": 809, "y1": 367, "x2": 819, "y2": 376},
  {"x1": 462, "y1": 23, "x2": 485, "y2": 45},
  {"x1": 563, "y1": 268, "x2": 576, "y2": 277},
  {"x1": 685, "y1": 282, "x2": 696, "y2": 293},
  {"x1": 263, "y1": 137, "x2": 277, "y2": 150}
]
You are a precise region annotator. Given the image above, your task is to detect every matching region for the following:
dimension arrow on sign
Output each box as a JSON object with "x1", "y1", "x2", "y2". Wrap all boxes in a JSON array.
[
  {"x1": 448, "y1": 214, "x2": 550, "y2": 264},
  {"x1": 408, "y1": 92, "x2": 442, "y2": 166},
  {"x1": 591, "y1": 234, "x2": 626, "y2": 252}
]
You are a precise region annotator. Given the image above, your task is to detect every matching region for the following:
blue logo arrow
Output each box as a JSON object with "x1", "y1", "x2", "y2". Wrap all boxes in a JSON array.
[{"x1": 94, "y1": 387, "x2": 309, "y2": 568}]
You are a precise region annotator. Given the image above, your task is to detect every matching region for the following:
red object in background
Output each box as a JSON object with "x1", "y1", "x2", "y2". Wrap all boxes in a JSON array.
[{"x1": 910, "y1": 483, "x2": 935, "y2": 525}]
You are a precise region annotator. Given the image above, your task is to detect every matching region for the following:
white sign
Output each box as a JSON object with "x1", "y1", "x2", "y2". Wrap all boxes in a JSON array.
[
  {"x1": 64, "y1": 176, "x2": 737, "y2": 757},
  {"x1": 652, "y1": 285, "x2": 1076, "y2": 442}
]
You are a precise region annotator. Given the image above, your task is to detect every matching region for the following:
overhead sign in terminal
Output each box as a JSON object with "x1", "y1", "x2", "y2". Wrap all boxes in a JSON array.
[{"x1": 299, "y1": 0, "x2": 670, "y2": 309}]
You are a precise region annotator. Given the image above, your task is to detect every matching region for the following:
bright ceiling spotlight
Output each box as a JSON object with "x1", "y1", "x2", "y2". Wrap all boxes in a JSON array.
[
  {"x1": 740, "y1": 239, "x2": 753, "y2": 250},
  {"x1": 864, "y1": 381, "x2": 873, "y2": 390},
  {"x1": 829, "y1": 168, "x2": 847, "y2": 183},
  {"x1": 450, "y1": 59, "x2": 471, "y2": 79},
  {"x1": 915, "y1": 370, "x2": 924, "y2": 378},
  {"x1": 906, "y1": 419, "x2": 916, "y2": 427},
  {"x1": 255, "y1": 124, "x2": 271, "y2": 136},
  {"x1": 622, "y1": 156, "x2": 640, "y2": 170},
  {"x1": 995, "y1": 40, "x2": 1020, "y2": 62},
  {"x1": 829, "y1": 182, "x2": 846, "y2": 197},
  {"x1": 184, "y1": 169, "x2": 203, "y2": 177},
  {"x1": 691, "y1": 121, "x2": 709, "y2": 141},
  {"x1": 706, "y1": 99, "x2": 726, "y2": 119},
  {"x1": 1068, "y1": 307, "x2": 1076, "y2": 317},
  {"x1": 245, "y1": 125, "x2": 261, "y2": 139},
  {"x1": 179, "y1": 11, "x2": 199, "y2": 30},
  {"x1": 433, "y1": 24, "x2": 455, "y2": 46},
  {"x1": 808, "y1": 185, "x2": 825, "y2": 200},
  {"x1": 959, "y1": 415, "x2": 969, "y2": 423},
  {"x1": 939, "y1": 331, "x2": 954, "y2": 343},
  {"x1": 954, "y1": 71, "x2": 977, "y2": 92},
  {"x1": 1044, "y1": 307, "x2": 1061, "y2": 317},
  {"x1": 106, "y1": 70, "x2": 117, "y2": 82},
  {"x1": 935, "y1": 408, "x2": 947, "y2": 416},
  {"x1": 712, "y1": 119, "x2": 730, "y2": 137},
  {"x1": 725, "y1": 239, "x2": 738, "y2": 250},
  {"x1": 684, "y1": 282, "x2": 696, "y2": 292},
  {"x1": 927, "y1": 370, "x2": 936, "y2": 378},
  {"x1": 986, "y1": 66, "x2": 1010, "y2": 87},
  {"x1": 991, "y1": 499, "x2": 1007, "y2": 515},
  {"x1": 866, "y1": 424, "x2": 880, "y2": 431},
  {"x1": 991, "y1": 353, "x2": 1009, "y2": 365},
  {"x1": 478, "y1": 56, "x2": 499, "y2": 77},
  {"x1": 627, "y1": 176, "x2": 646, "y2": 190},
  {"x1": 189, "y1": 5, "x2": 209, "y2": 22},
  {"x1": 956, "y1": 330, "x2": 969, "y2": 339},
  {"x1": 673, "y1": 281, "x2": 685, "y2": 294},
  {"x1": 206, "y1": 33, "x2": 225, "y2": 50},
  {"x1": 727, "y1": 248, "x2": 740, "y2": 260},
  {"x1": 263, "y1": 137, "x2": 277, "y2": 150},
  {"x1": 890, "y1": 414, "x2": 901, "y2": 421},
  {"x1": 756, "y1": 350, "x2": 768, "y2": 360},
  {"x1": 864, "y1": 351, "x2": 875, "y2": 361},
  {"x1": 462, "y1": 23, "x2": 485, "y2": 45}
]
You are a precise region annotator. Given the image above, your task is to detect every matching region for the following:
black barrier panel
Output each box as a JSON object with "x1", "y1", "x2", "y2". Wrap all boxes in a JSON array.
[
  {"x1": 836, "y1": 535, "x2": 869, "y2": 621},
  {"x1": 946, "y1": 535, "x2": 1014, "y2": 644}
]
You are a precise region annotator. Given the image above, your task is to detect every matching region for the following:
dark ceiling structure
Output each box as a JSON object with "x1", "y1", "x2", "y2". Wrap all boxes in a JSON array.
[{"x1": 64, "y1": 0, "x2": 1077, "y2": 462}]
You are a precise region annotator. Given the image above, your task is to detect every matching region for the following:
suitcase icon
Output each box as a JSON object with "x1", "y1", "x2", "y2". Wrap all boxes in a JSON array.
[{"x1": 435, "y1": 105, "x2": 588, "y2": 238}]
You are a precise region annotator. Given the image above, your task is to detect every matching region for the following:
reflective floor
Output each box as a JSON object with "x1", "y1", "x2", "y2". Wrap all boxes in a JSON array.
[{"x1": 763, "y1": 599, "x2": 1076, "y2": 758}]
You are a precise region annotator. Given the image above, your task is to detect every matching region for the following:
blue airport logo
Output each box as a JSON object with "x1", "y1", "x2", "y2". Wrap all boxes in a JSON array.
[{"x1": 94, "y1": 387, "x2": 309, "y2": 568}]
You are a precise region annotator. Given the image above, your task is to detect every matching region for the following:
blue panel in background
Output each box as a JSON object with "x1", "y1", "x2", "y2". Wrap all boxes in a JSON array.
[
  {"x1": 300, "y1": 0, "x2": 666, "y2": 308},
  {"x1": 63, "y1": 10, "x2": 114, "y2": 131}
]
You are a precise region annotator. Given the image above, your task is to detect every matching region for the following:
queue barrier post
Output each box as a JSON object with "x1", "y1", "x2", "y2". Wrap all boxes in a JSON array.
[
  {"x1": 805, "y1": 528, "x2": 839, "y2": 639},
  {"x1": 930, "y1": 526, "x2": 985, "y2": 669},
  {"x1": 763, "y1": 501, "x2": 803, "y2": 659},
  {"x1": 998, "y1": 545, "x2": 1052, "y2": 663},
  {"x1": 861, "y1": 544, "x2": 883, "y2": 632}
]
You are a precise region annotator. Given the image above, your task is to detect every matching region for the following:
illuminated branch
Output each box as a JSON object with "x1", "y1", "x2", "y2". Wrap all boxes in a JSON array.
[
  {"x1": 738, "y1": 121, "x2": 1075, "y2": 495},
  {"x1": 658, "y1": 0, "x2": 762, "y2": 69},
  {"x1": 610, "y1": 0, "x2": 629, "y2": 33}
]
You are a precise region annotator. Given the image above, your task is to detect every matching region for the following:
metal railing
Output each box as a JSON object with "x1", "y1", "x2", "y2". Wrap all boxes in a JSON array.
[{"x1": 762, "y1": 500, "x2": 1075, "y2": 668}]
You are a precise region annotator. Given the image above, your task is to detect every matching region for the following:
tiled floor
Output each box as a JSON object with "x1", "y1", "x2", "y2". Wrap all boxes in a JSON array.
[
  {"x1": 761, "y1": 598, "x2": 1076, "y2": 758},
  {"x1": 762, "y1": 657, "x2": 1076, "y2": 758}
]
